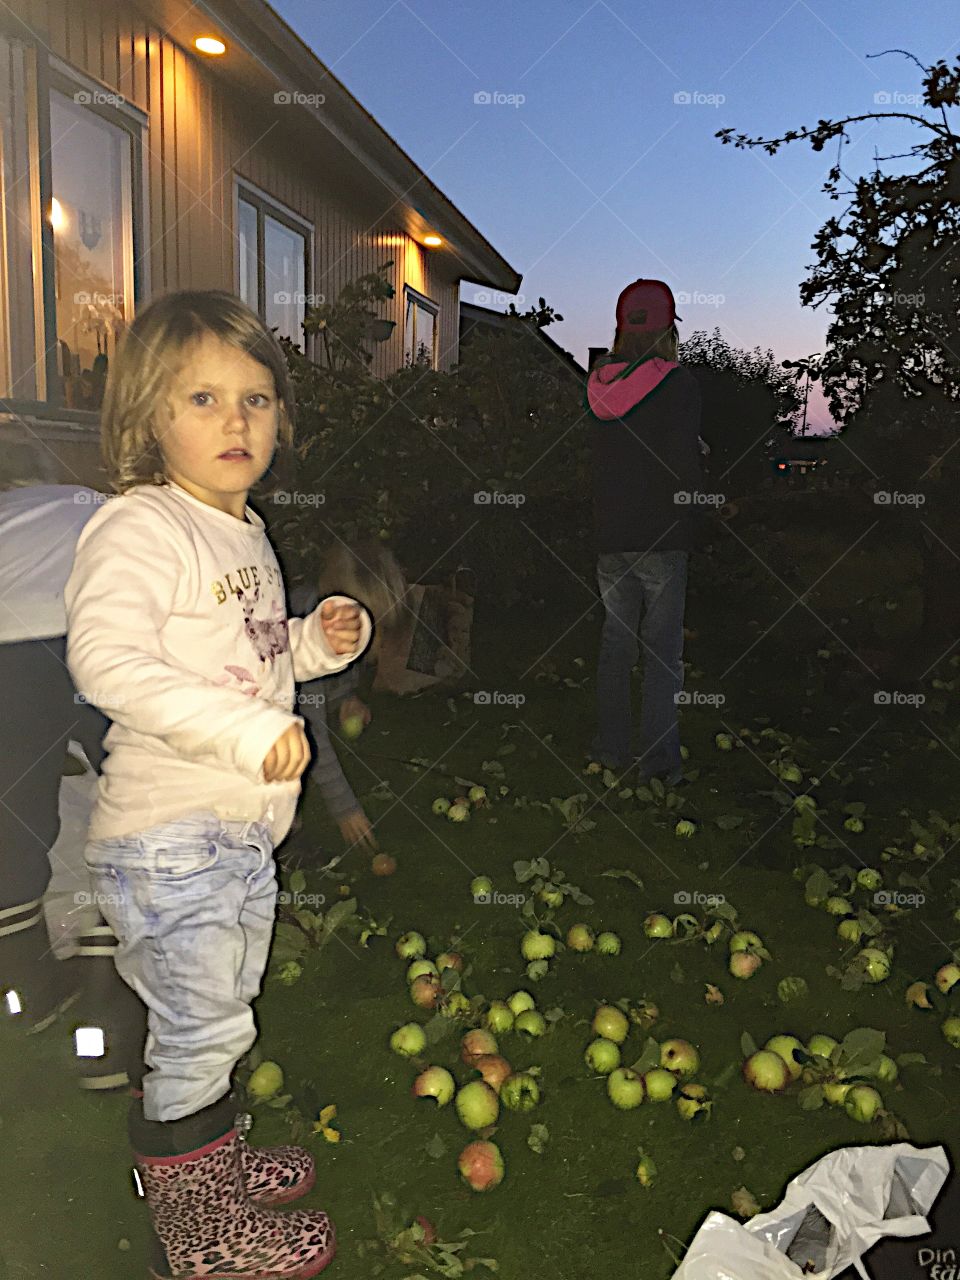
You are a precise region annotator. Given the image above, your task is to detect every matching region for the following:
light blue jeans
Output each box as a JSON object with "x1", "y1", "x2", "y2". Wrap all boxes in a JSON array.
[
  {"x1": 591, "y1": 550, "x2": 688, "y2": 773},
  {"x1": 83, "y1": 812, "x2": 277, "y2": 1122}
]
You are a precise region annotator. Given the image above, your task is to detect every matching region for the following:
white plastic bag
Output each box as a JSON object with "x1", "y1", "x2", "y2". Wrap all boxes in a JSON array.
[
  {"x1": 672, "y1": 1143, "x2": 949, "y2": 1280},
  {"x1": 43, "y1": 740, "x2": 101, "y2": 957}
]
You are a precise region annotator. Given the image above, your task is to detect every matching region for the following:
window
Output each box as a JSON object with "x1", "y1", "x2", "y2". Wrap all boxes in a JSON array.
[
  {"x1": 404, "y1": 287, "x2": 438, "y2": 368},
  {"x1": 236, "y1": 183, "x2": 310, "y2": 350},
  {"x1": 0, "y1": 44, "x2": 143, "y2": 410}
]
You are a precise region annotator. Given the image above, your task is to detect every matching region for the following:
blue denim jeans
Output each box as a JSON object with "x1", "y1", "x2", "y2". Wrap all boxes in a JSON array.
[
  {"x1": 591, "y1": 550, "x2": 688, "y2": 773},
  {"x1": 83, "y1": 813, "x2": 276, "y2": 1122}
]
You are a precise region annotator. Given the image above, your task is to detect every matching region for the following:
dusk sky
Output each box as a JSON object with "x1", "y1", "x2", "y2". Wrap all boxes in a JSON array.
[{"x1": 273, "y1": 0, "x2": 958, "y2": 432}]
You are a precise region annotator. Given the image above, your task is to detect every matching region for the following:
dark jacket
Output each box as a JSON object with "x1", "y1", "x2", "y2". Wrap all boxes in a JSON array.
[{"x1": 587, "y1": 354, "x2": 704, "y2": 554}]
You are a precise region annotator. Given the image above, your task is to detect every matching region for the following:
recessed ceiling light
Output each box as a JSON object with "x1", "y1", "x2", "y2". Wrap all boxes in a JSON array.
[{"x1": 195, "y1": 36, "x2": 226, "y2": 55}]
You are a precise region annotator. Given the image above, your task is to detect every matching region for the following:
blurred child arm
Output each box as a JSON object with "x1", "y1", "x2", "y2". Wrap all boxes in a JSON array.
[
  {"x1": 287, "y1": 594, "x2": 372, "y2": 682},
  {"x1": 65, "y1": 505, "x2": 299, "y2": 782}
]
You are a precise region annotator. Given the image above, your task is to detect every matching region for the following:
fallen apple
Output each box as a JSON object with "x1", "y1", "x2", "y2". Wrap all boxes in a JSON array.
[
  {"x1": 247, "y1": 1060, "x2": 284, "y2": 1101},
  {"x1": 674, "y1": 819, "x2": 696, "y2": 838},
  {"x1": 410, "y1": 974, "x2": 441, "y2": 1009},
  {"x1": 857, "y1": 947, "x2": 891, "y2": 983},
  {"x1": 715, "y1": 733, "x2": 734, "y2": 751},
  {"x1": 728, "y1": 931, "x2": 763, "y2": 954},
  {"x1": 672, "y1": 913, "x2": 700, "y2": 938},
  {"x1": 941, "y1": 1015, "x2": 960, "y2": 1049},
  {"x1": 472, "y1": 1053, "x2": 513, "y2": 1093},
  {"x1": 592, "y1": 1005, "x2": 629, "y2": 1044},
  {"x1": 635, "y1": 1154, "x2": 657, "y2": 1187},
  {"x1": 406, "y1": 959, "x2": 440, "y2": 984},
  {"x1": 779, "y1": 763, "x2": 803, "y2": 784},
  {"x1": 412, "y1": 1065, "x2": 455, "y2": 1106},
  {"x1": 467, "y1": 785, "x2": 487, "y2": 806},
  {"x1": 806, "y1": 1033, "x2": 838, "y2": 1060},
  {"x1": 458, "y1": 1140, "x2": 504, "y2": 1192},
  {"x1": 521, "y1": 931, "x2": 557, "y2": 962},
  {"x1": 763, "y1": 1035, "x2": 805, "y2": 1081},
  {"x1": 607, "y1": 1067, "x2": 645, "y2": 1109},
  {"x1": 837, "y1": 919, "x2": 864, "y2": 944},
  {"x1": 596, "y1": 931, "x2": 622, "y2": 955},
  {"x1": 341, "y1": 714, "x2": 365, "y2": 740},
  {"x1": 584, "y1": 1037, "x2": 621, "y2": 1075},
  {"x1": 823, "y1": 1078, "x2": 851, "y2": 1106},
  {"x1": 843, "y1": 817, "x2": 865, "y2": 834},
  {"x1": 455, "y1": 1080, "x2": 500, "y2": 1130},
  {"x1": 431, "y1": 797, "x2": 451, "y2": 817},
  {"x1": 514, "y1": 1010, "x2": 547, "y2": 1038},
  {"x1": 484, "y1": 1001, "x2": 515, "y2": 1034},
  {"x1": 371, "y1": 853, "x2": 397, "y2": 876},
  {"x1": 414, "y1": 1216, "x2": 437, "y2": 1246},
  {"x1": 506, "y1": 990, "x2": 536, "y2": 1017},
  {"x1": 704, "y1": 921, "x2": 724, "y2": 945},
  {"x1": 642, "y1": 913, "x2": 673, "y2": 940},
  {"x1": 566, "y1": 924, "x2": 595, "y2": 953},
  {"x1": 742, "y1": 1050, "x2": 789, "y2": 1093},
  {"x1": 676, "y1": 1082, "x2": 711, "y2": 1120},
  {"x1": 448, "y1": 802, "x2": 471, "y2": 823},
  {"x1": 396, "y1": 932, "x2": 427, "y2": 961},
  {"x1": 441, "y1": 991, "x2": 471, "y2": 1018},
  {"x1": 935, "y1": 962, "x2": 960, "y2": 995},
  {"x1": 867, "y1": 1054, "x2": 898, "y2": 1084},
  {"x1": 825, "y1": 896, "x2": 854, "y2": 916},
  {"x1": 461, "y1": 1028, "x2": 498, "y2": 1064},
  {"x1": 539, "y1": 883, "x2": 564, "y2": 909},
  {"x1": 436, "y1": 951, "x2": 464, "y2": 974},
  {"x1": 844, "y1": 1084, "x2": 882, "y2": 1124},
  {"x1": 470, "y1": 875, "x2": 492, "y2": 900},
  {"x1": 729, "y1": 951, "x2": 762, "y2": 979},
  {"x1": 500, "y1": 1071, "x2": 540, "y2": 1111},
  {"x1": 390, "y1": 1023, "x2": 426, "y2": 1058},
  {"x1": 642, "y1": 1067, "x2": 677, "y2": 1102},
  {"x1": 660, "y1": 1038, "x2": 700, "y2": 1077}
]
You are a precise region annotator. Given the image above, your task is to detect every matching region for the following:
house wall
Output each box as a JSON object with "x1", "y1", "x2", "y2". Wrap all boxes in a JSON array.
[{"x1": 2, "y1": 0, "x2": 462, "y2": 486}]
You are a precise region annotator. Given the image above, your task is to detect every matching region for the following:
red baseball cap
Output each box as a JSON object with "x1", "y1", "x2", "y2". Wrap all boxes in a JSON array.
[{"x1": 615, "y1": 279, "x2": 682, "y2": 332}]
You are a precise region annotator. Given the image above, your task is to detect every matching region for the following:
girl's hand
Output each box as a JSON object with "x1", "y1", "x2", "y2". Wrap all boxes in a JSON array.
[
  {"x1": 339, "y1": 696, "x2": 371, "y2": 729},
  {"x1": 338, "y1": 808, "x2": 378, "y2": 850},
  {"x1": 320, "y1": 600, "x2": 363, "y2": 655},
  {"x1": 262, "y1": 723, "x2": 311, "y2": 782}
]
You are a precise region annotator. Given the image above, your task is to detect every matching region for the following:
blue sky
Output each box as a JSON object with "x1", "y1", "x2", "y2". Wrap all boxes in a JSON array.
[{"x1": 273, "y1": 0, "x2": 958, "y2": 430}]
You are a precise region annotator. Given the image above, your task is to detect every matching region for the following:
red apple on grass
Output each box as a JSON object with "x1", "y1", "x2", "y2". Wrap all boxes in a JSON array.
[
  {"x1": 461, "y1": 1029, "x2": 498, "y2": 1065},
  {"x1": 472, "y1": 1054, "x2": 512, "y2": 1093},
  {"x1": 412, "y1": 1066, "x2": 455, "y2": 1106},
  {"x1": 742, "y1": 1050, "x2": 790, "y2": 1093},
  {"x1": 458, "y1": 1140, "x2": 504, "y2": 1191},
  {"x1": 660, "y1": 1038, "x2": 700, "y2": 1077}
]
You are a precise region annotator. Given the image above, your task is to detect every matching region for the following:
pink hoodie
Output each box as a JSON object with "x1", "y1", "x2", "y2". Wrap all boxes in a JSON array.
[{"x1": 587, "y1": 357, "x2": 679, "y2": 420}]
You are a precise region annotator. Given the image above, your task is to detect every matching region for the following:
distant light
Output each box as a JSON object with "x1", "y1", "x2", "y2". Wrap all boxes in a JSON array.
[
  {"x1": 75, "y1": 1026, "x2": 105, "y2": 1057},
  {"x1": 777, "y1": 462, "x2": 787, "y2": 471},
  {"x1": 195, "y1": 36, "x2": 226, "y2": 55},
  {"x1": 49, "y1": 197, "x2": 64, "y2": 231},
  {"x1": 423, "y1": 234, "x2": 443, "y2": 247},
  {"x1": 4, "y1": 989, "x2": 22, "y2": 1016}
]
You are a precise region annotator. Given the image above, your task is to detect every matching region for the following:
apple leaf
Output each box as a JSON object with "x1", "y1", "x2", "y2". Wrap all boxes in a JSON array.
[
  {"x1": 740, "y1": 1031, "x2": 758, "y2": 1058},
  {"x1": 631, "y1": 1037, "x2": 661, "y2": 1074},
  {"x1": 806, "y1": 867, "x2": 834, "y2": 902},
  {"x1": 711, "y1": 1061, "x2": 737, "y2": 1089},
  {"x1": 531, "y1": 857, "x2": 551, "y2": 878},
  {"x1": 650, "y1": 777, "x2": 665, "y2": 799},
  {"x1": 543, "y1": 1006, "x2": 565, "y2": 1022},
  {"x1": 568, "y1": 887, "x2": 594, "y2": 906},
  {"x1": 635, "y1": 786, "x2": 654, "y2": 803},
  {"x1": 289, "y1": 869, "x2": 307, "y2": 895},
  {"x1": 602, "y1": 768, "x2": 618, "y2": 789},
  {"x1": 843, "y1": 802, "x2": 867, "y2": 817},
  {"x1": 600, "y1": 868, "x2": 644, "y2": 891},
  {"x1": 669, "y1": 962, "x2": 685, "y2": 985},
  {"x1": 709, "y1": 901, "x2": 738, "y2": 922},
  {"x1": 513, "y1": 859, "x2": 537, "y2": 883},
  {"x1": 481, "y1": 760, "x2": 506, "y2": 778},
  {"x1": 425, "y1": 1132, "x2": 447, "y2": 1160},
  {"x1": 527, "y1": 1123, "x2": 549, "y2": 1155},
  {"x1": 838, "y1": 1028, "x2": 886, "y2": 1074},
  {"x1": 896, "y1": 1052, "x2": 927, "y2": 1067},
  {"x1": 798, "y1": 1084, "x2": 825, "y2": 1110},
  {"x1": 423, "y1": 1013, "x2": 449, "y2": 1046},
  {"x1": 715, "y1": 814, "x2": 745, "y2": 830}
]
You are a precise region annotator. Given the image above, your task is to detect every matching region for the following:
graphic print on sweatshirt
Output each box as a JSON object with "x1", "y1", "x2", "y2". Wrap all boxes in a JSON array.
[{"x1": 209, "y1": 563, "x2": 291, "y2": 697}]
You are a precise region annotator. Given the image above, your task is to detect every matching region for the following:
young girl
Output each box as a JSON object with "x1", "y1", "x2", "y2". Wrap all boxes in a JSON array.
[
  {"x1": 65, "y1": 290, "x2": 371, "y2": 1279},
  {"x1": 290, "y1": 542, "x2": 407, "y2": 856}
]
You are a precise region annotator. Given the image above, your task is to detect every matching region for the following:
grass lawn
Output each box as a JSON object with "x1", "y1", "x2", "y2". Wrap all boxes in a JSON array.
[{"x1": 2, "y1": 558, "x2": 959, "y2": 1278}]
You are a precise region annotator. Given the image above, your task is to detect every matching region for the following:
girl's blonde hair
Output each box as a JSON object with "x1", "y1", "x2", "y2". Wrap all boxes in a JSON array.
[
  {"x1": 612, "y1": 324, "x2": 679, "y2": 363},
  {"x1": 315, "y1": 542, "x2": 407, "y2": 655},
  {"x1": 100, "y1": 290, "x2": 296, "y2": 493}
]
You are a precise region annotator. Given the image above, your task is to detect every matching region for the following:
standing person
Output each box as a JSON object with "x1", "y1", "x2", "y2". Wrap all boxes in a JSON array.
[
  {"x1": 0, "y1": 477, "x2": 146, "y2": 1091},
  {"x1": 65, "y1": 290, "x2": 371, "y2": 1279},
  {"x1": 586, "y1": 279, "x2": 704, "y2": 783}
]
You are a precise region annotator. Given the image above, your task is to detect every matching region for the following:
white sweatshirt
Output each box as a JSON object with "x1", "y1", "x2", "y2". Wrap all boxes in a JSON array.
[{"x1": 64, "y1": 480, "x2": 371, "y2": 844}]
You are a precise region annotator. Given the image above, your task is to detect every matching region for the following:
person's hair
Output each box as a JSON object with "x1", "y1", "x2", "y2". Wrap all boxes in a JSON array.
[
  {"x1": 100, "y1": 290, "x2": 296, "y2": 493},
  {"x1": 612, "y1": 324, "x2": 679, "y2": 363},
  {"x1": 315, "y1": 541, "x2": 408, "y2": 658}
]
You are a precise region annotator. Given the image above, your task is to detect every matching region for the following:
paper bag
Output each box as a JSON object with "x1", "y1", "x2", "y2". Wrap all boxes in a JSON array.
[{"x1": 373, "y1": 567, "x2": 475, "y2": 695}]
